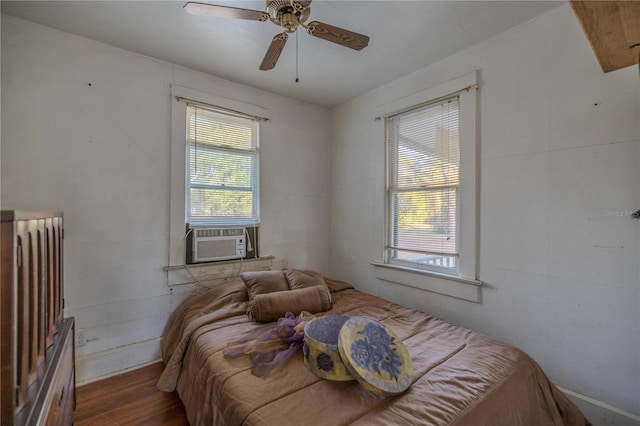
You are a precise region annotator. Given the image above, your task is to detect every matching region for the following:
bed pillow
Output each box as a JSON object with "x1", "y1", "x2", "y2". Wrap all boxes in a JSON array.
[
  {"x1": 284, "y1": 269, "x2": 327, "y2": 290},
  {"x1": 240, "y1": 270, "x2": 289, "y2": 300},
  {"x1": 247, "y1": 285, "x2": 332, "y2": 322},
  {"x1": 323, "y1": 277, "x2": 355, "y2": 293}
]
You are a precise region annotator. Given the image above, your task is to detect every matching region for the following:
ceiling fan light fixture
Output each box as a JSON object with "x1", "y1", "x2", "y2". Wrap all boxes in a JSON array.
[{"x1": 280, "y1": 11, "x2": 298, "y2": 33}]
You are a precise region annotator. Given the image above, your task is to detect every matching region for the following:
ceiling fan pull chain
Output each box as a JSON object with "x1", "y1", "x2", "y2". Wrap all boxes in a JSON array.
[{"x1": 295, "y1": 30, "x2": 300, "y2": 83}]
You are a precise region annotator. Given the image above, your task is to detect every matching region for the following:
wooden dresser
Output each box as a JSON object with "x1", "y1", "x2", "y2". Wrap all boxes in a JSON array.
[{"x1": 1, "y1": 211, "x2": 75, "y2": 425}]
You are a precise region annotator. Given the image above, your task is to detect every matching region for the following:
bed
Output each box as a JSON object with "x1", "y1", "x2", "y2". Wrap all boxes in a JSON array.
[{"x1": 158, "y1": 270, "x2": 589, "y2": 426}]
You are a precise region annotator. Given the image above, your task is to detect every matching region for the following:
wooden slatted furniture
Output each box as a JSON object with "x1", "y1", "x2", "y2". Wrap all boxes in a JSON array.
[{"x1": 1, "y1": 211, "x2": 75, "y2": 425}]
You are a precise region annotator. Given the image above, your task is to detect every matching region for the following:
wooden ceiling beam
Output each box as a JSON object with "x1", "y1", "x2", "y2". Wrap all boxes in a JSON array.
[{"x1": 570, "y1": 0, "x2": 640, "y2": 73}]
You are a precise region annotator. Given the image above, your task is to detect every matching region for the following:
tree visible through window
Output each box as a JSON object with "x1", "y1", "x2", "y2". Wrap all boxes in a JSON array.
[
  {"x1": 385, "y1": 97, "x2": 460, "y2": 273},
  {"x1": 186, "y1": 104, "x2": 259, "y2": 225}
]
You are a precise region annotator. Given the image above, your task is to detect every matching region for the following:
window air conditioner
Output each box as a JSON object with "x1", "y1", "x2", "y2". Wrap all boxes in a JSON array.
[{"x1": 189, "y1": 227, "x2": 246, "y2": 263}]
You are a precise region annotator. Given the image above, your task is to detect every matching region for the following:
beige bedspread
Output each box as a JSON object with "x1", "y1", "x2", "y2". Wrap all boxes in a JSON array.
[{"x1": 158, "y1": 278, "x2": 589, "y2": 426}]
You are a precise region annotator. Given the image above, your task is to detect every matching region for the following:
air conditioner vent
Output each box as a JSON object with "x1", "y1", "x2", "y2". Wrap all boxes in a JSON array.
[{"x1": 195, "y1": 228, "x2": 245, "y2": 238}]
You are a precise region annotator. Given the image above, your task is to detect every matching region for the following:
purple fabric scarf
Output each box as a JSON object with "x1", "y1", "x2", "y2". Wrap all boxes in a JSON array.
[{"x1": 224, "y1": 312, "x2": 313, "y2": 377}]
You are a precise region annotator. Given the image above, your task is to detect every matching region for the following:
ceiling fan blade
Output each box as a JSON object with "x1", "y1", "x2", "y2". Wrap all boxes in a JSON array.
[
  {"x1": 260, "y1": 33, "x2": 288, "y2": 71},
  {"x1": 184, "y1": 2, "x2": 269, "y2": 21},
  {"x1": 306, "y1": 21, "x2": 369, "y2": 51},
  {"x1": 297, "y1": 0, "x2": 312, "y2": 6}
]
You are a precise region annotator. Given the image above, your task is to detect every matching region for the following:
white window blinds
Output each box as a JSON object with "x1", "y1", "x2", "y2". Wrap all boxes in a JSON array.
[
  {"x1": 186, "y1": 103, "x2": 259, "y2": 225},
  {"x1": 385, "y1": 97, "x2": 460, "y2": 271}
]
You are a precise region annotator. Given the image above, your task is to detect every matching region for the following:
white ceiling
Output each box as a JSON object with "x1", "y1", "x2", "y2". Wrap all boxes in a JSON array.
[{"x1": 1, "y1": 0, "x2": 563, "y2": 108}]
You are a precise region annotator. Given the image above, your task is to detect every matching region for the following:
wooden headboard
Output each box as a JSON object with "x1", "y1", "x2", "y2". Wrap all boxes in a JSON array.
[{"x1": 1, "y1": 210, "x2": 73, "y2": 425}]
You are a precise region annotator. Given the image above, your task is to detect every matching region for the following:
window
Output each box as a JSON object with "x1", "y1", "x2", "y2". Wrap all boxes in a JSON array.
[
  {"x1": 168, "y1": 85, "x2": 269, "y2": 269},
  {"x1": 385, "y1": 98, "x2": 460, "y2": 274},
  {"x1": 186, "y1": 103, "x2": 259, "y2": 226},
  {"x1": 374, "y1": 71, "x2": 479, "y2": 299}
]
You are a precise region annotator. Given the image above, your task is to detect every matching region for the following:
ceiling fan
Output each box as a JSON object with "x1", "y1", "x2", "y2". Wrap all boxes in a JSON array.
[{"x1": 184, "y1": 0, "x2": 370, "y2": 71}]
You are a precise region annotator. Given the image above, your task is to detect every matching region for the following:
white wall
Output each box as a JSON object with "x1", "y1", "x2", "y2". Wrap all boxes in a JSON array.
[
  {"x1": 330, "y1": 4, "x2": 639, "y2": 422},
  {"x1": 1, "y1": 14, "x2": 330, "y2": 383}
]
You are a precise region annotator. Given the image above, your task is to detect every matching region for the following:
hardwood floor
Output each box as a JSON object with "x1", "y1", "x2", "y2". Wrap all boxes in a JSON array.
[{"x1": 75, "y1": 362, "x2": 189, "y2": 426}]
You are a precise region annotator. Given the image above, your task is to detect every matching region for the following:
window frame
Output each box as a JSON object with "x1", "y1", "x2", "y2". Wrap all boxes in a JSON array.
[
  {"x1": 372, "y1": 71, "x2": 481, "y2": 302},
  {"x1": 168, "y1": 84, "x2": 269, "y2": 267}
]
